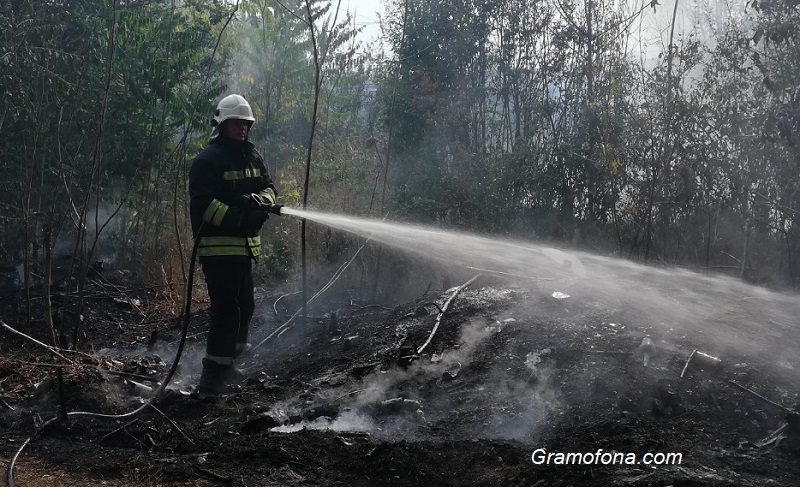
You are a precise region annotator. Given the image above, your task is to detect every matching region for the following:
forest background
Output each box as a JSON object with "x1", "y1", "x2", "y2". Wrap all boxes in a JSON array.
[{"x1": 1, "y1": 0, "x2": 799, "y2": 330}]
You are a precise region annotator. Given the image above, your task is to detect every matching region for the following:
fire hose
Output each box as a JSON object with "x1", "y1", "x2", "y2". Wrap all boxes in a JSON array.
[{"x1": 6, "y1": 204, "x2": 281, "y2": 486}]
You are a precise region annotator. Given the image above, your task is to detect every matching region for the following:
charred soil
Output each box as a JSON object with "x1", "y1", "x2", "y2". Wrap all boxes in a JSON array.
[{"x1": 2, "y1": 277, "x2": 800, "y2": 486}]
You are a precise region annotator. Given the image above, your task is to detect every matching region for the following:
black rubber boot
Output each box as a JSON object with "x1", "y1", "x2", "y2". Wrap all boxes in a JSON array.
[{"x1": 198, "y1": 358, "x2": 228, "y2": 395}]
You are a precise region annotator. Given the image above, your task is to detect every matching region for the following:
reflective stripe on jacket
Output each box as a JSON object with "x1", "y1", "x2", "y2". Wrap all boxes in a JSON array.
[
  {"x1": 189, "y1": 137, "x2": 277, "y2": 261},
  {"x1": 197, "y1": 236, "x2": 262, "y2": 258}
]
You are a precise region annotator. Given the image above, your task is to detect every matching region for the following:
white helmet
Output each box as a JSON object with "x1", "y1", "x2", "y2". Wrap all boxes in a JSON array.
[{"x1": 213, "y1": 94, "x2": 255, "y2": 126}]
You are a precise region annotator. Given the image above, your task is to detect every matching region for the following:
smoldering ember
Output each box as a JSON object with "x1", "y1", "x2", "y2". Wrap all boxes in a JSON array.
[{"x1": 2, "y1": 0, "x2": 800, "y2": 486}]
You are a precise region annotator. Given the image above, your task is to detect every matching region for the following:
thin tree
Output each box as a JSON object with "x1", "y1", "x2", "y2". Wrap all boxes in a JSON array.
[{"x1": 301, "y1": 0, "x2": 324, "y2": 326}]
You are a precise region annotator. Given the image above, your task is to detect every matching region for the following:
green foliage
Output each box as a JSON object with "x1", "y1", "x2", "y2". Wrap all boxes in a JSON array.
[
  {"x1": 264, "y1": 237, "x2": 293, "y2": 280},
  {"x1": 4, "y1": 0, "x2": 800, "y2": 291},
  {"x1": 229, "y1": 0, "x2": 372, "y2": 212},
  {"x1": 370, "y1": 0, "x2": 800, "y2": 286},
  {"x1": 0, "y1": 0, "x2": 232, "y2": 274}
]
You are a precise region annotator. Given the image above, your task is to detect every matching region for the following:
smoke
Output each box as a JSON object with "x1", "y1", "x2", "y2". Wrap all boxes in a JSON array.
[
  {"x1": 272, "y1": 409, "x2": 376, "y2": 434},
  {"x1": 482, "y1": 363, "x2": 561, "y2": 441},
  {"x1": 314, "y1": 317, "x2": 563, "y2": 441},
  {"x1": 353, "y1": 319, "x2": 492, "y2": 402}
]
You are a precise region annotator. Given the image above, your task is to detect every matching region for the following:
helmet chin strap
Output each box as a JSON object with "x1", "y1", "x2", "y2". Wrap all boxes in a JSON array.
[{"x1": 208, "y1": 125, "x2": 221, "y2": 142}]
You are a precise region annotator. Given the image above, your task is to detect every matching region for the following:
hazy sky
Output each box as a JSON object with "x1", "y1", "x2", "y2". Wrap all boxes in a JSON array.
[
  {"x1": 337, "y1": 0, "x2": 748, "y2": 58},
  {"x1": 341, "y1": 0, "x2": 384, "y2": 45}
]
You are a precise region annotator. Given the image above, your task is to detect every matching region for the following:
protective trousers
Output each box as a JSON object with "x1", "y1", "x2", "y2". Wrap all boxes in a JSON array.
[{"x1": 201, "y1": 259, "x2": 254, "y2": 364}]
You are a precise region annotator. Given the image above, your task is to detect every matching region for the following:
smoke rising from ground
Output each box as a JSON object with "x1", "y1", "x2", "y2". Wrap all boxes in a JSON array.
[{"x1": 283, "y1": 317, "x2": 565, "y2": 441}]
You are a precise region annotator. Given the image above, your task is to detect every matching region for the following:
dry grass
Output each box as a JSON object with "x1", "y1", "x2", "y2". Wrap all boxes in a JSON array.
[{"x1": 1, "y1": 458, "x2": 223, "y2": 487}]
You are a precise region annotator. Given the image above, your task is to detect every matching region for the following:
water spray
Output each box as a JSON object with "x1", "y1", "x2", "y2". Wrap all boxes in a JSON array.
[{"x1": 257, "y1": 208, "x2": 800, "y2": 367}]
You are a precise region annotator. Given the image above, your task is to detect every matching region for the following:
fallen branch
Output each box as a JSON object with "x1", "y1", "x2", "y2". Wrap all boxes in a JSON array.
[
  {"x1": 1, "y1": 397, "x2": 14, "y2": 411},
  {"x1": 755, "y1": 423, "x2": 789, "y2": 448},
  {"x1": 1, "y1": 321, "x2": 96, "y2": 362},
  {"x1": 680, "y1": 350, "x2": 697, "y2": 378},
  {"x1": 1, "y1": 321, "x2": 69, "y2": 362},
  {"x1": 149, "y1": 404, "x2": 195, "y2": 446},
  {"x1": 728, "y1": 380, "x2": 794, "y2": 415},
  {"x1": 100, "y1": 418, "x2": 139, "y2": 443},
  {"x1": 417, "y1": 275, "x2": 479, "y2": 355},
  {"x1": 97, "y1": 369, "x2": 161, "y2": 384},
  {"x1": 194, "y1": 465, "x2": 232, "y2": 483},
  {"x1": 15, "y1": 360, "x2": 68, "y2": 368},
  {"x1": 333, "y1": 389, "x2": 363, "y2": 403}
]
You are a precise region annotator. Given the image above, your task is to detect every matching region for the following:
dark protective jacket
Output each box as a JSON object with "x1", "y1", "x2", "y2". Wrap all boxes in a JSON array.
[{"x1": 189, "y1": 137, "x2": 277, "y2": 260}]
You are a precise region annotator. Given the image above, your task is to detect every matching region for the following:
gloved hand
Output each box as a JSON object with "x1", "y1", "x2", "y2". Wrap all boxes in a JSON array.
[
  {"x1": 240, "y1": 210, "x2": 268, "y2": 234},
  {"x1": 236, "y1": 193, "x2": 272, "y2": 211}
]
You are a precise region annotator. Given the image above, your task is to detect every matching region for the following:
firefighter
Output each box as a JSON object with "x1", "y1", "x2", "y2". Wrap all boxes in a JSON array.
[{"x1": 189, "y1": 94, "x2": 281, "y2": 395}]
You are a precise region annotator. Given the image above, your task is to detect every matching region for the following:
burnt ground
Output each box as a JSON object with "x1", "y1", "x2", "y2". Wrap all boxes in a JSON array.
[{"x1": 2, "y1": 274, "x2": 800, "y2": 486}]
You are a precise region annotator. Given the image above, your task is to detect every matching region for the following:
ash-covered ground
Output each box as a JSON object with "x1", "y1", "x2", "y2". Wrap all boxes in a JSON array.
[{"x1": 2, "y1": 275, "x2": 800, "y2": 486}]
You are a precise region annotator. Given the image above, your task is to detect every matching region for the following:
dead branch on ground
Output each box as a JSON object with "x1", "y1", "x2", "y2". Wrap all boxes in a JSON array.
[
  {"x1": 194, "y1": 465, "x2": 232, "y2": 483},
  {"x1": 99, "y1": 418, "x2": 139, "y2": 443},
  {"x1": 98, "y1": 369, "x2": 161, "y2": 384},
  {"x1": 417, "y1": 275, "x2": 479, "y2": 355},
  {"x1": 149, "y1": 404, "x2": 196, "y2": 446},
  {"x1": 729, "y1": 380, "x2": 794, "y2": 415},
  {"x1": 1, "y1": 321, "x2": 70, "y2": 362},
  {"x1": 680, "y1": 350, "x2": 697, "y2": 378}
]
